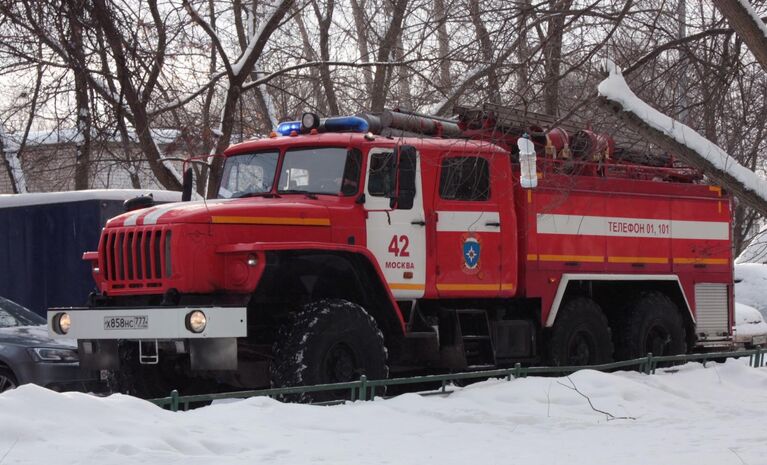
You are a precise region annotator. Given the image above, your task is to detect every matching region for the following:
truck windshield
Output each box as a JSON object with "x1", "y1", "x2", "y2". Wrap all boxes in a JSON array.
[
  {"x1": 219, "y1": 151, "x2": 279, "y2": 198},
  {"x1": 278, "y1": 147, "x2": 361, "y2": 196}
]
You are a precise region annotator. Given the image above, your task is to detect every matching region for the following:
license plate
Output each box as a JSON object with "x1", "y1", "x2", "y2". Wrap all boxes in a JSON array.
[{"x1": 103, "y1": 315, "x2": 148, "y2": 330}]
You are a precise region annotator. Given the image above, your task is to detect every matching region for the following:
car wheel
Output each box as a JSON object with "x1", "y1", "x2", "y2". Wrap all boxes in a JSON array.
[
  {"x1": 271, "y1": 299, "x2": 388, "y2": 403},
  {"x1": 548, "y1": 297, "x2": 614, "y2": 366},
  {"x1": 0, "y1": 366, "x2": 17, "y2": 393}
]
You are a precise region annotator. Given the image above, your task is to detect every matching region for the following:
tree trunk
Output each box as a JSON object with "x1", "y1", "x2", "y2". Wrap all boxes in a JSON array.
[
  {"x1": 543, "y1": 0, "x2": 572, "y2": 115},
  {"x1": 313, "y1": 0, "x2": 340, "y2": 115},
  {"x1": 712, "y1": 0, "x2": 767, "y2": 72},
  {"x1": 350, "y1": 0, "x2": 374, "y2": 94},
  {"x1": 434, "y1": 0, "x2": 450, "y2": 92},
  {"x1": 370, "y1": 0, "x2": 408, "y2": 112},
  {"x1": 66, "y1": 0, "x2": 91, "y2": 189},
  {"x1": 90, "y1": 0, "x2": 182, "y2": 190},
  {"x1": 468, "y1": 0, "x2": 499, "y2": 102}
]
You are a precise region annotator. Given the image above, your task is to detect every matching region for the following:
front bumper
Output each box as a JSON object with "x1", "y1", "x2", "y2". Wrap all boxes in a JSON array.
[
  {"x1": 47, "y1": 306, "x2": 247, "y2": 340},
  {"x1": 13, "y1": 360, "x2": 107, "y2": 393},
  {"x1": 47, "y1": 306, "x2": 247, "y2": 371}
]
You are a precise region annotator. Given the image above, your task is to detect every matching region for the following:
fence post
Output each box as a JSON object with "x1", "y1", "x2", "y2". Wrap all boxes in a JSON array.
[
  {"x1": 644, "y1": 353, "x2": 653, "y2": 375},
  {"x1": 757, "y1": 347, "x2": 763, "y2": 368},
  {"x1": 513, "y1": 363, "x2": 522, "y2": 379},
  {"x1": 170, "y1": 390, "x2": 179, "y2": 412},
  {"x1": 359, "y1": 375, "x2": 368, "y2": 401}
]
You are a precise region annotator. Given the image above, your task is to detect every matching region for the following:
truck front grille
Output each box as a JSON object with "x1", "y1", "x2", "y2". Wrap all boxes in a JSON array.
[{"x1": 101, "y1": 226, "x2": 172, "y2": 288}]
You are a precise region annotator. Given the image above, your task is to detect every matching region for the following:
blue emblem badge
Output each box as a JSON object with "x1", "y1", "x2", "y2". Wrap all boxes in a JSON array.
[{"x1": 462, "y1": 235, "x2": 481, "y2": 274}]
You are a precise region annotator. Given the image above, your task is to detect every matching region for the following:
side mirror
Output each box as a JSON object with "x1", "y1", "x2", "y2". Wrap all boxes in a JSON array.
[
  {"x1": 124, "y1": 194, "x2": 154, "y2": 212},
  {"x1": 181, "y1": 168, "x2": 193, "y2": 201},
  {"x1": 389, "y1": 145, "x2": 417, "y2": 210}
]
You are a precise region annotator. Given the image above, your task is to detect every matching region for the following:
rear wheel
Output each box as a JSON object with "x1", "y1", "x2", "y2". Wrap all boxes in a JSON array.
[
  {"x1": 616, "y1": 292, "x2": 686, "y2": 360},
  {"x1": 0, "y1": 366, "x2": 17, "y2": 393},
  {"x1": 548, "y1": 298, "x2": 614, "y2": 366},
  {"x1": 271, "y1": 299, "x2": 388, "y2": 402}
]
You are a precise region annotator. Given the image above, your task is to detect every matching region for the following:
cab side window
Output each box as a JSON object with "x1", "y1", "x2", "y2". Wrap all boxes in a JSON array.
[
  {"x1": 368, "y1": 150, "x2": 396, "y2": 197},
  {"x1": 439, "y1": 156, "x2": 490, "y2": 201}
]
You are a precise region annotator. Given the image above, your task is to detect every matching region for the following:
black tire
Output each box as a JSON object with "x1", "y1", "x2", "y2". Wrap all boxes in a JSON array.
[
  {"x1": 271, "y1": 299, "x2": 388, "y2": 403},
  {"x1": 0, "y1": 366, "x2": 17, "y2": 393},
  {"x1": 616, "y1": 292, "x2": 686, "y2": 360},
  {"x1": 548, "y1": 297, "x2": 614, "y2": 366}
]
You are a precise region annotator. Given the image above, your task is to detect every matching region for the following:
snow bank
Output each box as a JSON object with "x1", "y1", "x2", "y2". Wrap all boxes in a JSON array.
[
  {"x1": 598, "y1": 60, "x2": 767, "y2": 202},
  {"x1": 735, "y1": 263, "x2": 767, "y2": 318},
  {"x1": 734, "y1": 302, "x2": 767, "y2": 338},
  {"x1": 0, "y1": 189, "x2": 182, "y2": 208},
  {"x1": 2, "y1": 360, "x2": 767, "y2": 464}
]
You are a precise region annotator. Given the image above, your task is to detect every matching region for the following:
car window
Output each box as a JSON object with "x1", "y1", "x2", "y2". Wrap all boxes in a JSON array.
[{"x1": 0, "y1": 297, "x2": 45, "y2": 327}]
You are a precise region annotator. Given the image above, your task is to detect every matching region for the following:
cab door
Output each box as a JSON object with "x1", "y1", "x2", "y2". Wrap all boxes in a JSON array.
[
  {"x1": 364, "y1": 146, "x2": 427, "y2": 298},
  {"x1": 433, "y1": 154, "x2": 503, "y2": 296}
]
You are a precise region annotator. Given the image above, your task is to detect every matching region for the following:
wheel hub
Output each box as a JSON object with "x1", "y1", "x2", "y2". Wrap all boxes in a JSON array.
[
  {"x1": 645, "y1": 325, "x2": 671, "y2": 356},
  {"x1": 567, "y1": 331, "x2": 595, "y2": 365},
  {"x1": 324, "y1": 342, "x2": 358, "y2": 383},
  {"x1": 0, "y1": 374, "x2": 16, "y2": 392}
]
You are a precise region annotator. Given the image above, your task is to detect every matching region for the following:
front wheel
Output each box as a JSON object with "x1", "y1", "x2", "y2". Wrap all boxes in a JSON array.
[
  {"x1": 271, "y1": 299, "x2": 388, "y2": 402},
  {"x1": 548, "y1": 297, "x2": 614, "y2": 366}
]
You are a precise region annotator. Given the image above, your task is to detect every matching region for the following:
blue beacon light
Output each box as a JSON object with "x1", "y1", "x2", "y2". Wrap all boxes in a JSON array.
[
  {"x1": 323, "y1": 116, "x2": 369, "y2": 133},
  {"x1": 276, "y1": 121, "x2": 301, "y2": 136},
  {"x1": 276, "y1": 115, "x2": 370, "y2": 136}
]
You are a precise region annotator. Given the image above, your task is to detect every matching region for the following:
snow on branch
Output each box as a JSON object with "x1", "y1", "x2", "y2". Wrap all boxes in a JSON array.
[
  {"x1": 734, "y1": 0, "x2": 767, "y2": 39},
  {"x1": 597, "y1": 59, "x2": 767, "y2": 215},
  {"x1": 231, "y1": 0, "x2": 292, "y2": 77}
]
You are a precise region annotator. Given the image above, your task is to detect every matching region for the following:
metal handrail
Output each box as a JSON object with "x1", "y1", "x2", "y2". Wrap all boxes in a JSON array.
[{"x1": 149, "y1": 348, "x2": 765, "y2": 412}]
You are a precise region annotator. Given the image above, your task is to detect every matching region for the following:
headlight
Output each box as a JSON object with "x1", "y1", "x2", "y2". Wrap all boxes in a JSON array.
[
  {"x1": 52, "y1": 312, "x2": 71, "y2": 335},
  {"x1": 185, "y1": 310, "x2": 207, "y2": 333},
  {"x1": 28, "y1": 347, "x2": 78, "y2": 363}
]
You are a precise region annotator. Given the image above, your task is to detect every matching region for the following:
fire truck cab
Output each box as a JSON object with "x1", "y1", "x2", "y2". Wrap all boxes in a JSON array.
[{"x1": 48, "y1": 110, "x2": 733, "y2": 398}]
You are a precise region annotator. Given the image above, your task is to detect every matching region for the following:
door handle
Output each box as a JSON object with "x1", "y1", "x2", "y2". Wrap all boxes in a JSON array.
[
  {"x1": 411, "y1": 220, "x2": 426, "y2": 226},
  {"x1": 485, "y1": 222, "x2": 501, "y2": 227}
]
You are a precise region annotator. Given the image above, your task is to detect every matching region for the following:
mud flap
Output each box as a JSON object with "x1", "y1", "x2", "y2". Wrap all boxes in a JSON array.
[
  {"x1": 190, "y1": 338, "x2": 238, "y2": 370},
  {"x1": 78, "y1": 340, "x2": 120, "y2": 370}
]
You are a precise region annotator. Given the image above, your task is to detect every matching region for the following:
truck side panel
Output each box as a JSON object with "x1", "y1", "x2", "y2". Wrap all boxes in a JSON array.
[{"x1": 518, "y1": 175, "x2": 732, "y2": 334}]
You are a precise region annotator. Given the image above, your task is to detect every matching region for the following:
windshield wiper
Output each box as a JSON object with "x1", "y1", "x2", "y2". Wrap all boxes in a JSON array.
[
  {"x1": 232, "y1": 192, "x2": 281, "y2": 199},
  {"x1": 280, "y1": 190, "x2": 318, "y2": 199}
]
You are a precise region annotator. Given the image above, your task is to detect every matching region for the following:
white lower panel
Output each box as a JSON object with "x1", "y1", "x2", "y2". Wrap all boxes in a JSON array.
[{"x1": 48, "y1": 306, "x2": 247, "y2": 340}]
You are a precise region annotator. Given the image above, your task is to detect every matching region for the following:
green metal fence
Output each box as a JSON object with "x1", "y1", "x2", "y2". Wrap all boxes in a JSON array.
[{"x1": 149, "y1": 348, "x2": 767, "y2": 412}]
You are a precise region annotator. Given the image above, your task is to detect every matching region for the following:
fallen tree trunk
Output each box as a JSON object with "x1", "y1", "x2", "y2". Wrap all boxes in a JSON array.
[
  {"x1": 597, "y1": 95, "x2": 767, "y2": 217},
  {"x1": 596, "y1": 60, "x2": 767, "y2": 216}
]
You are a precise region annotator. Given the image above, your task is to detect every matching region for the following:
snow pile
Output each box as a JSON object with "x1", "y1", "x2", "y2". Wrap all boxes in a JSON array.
[
  {"x1": 598, "y1": 60, "x2": 767, "y2": 202},
  {"x1": 734, "y1": 302, "x2": 767, "y2": 338},
  {"x1": 2, "y1": 360, "x2": 767, "y2": 464},
  {"x1": 735, "y1": 263, "x2": 767, "y2": 318}
]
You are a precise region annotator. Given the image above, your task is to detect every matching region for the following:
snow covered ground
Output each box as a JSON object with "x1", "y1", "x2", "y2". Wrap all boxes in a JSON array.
[{"x1": 2, "y1": 359, "x2": 766, "y2": 465}]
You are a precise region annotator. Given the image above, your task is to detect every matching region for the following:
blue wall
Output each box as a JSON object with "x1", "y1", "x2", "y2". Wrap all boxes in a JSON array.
[{"x1": 0, "y1": 200, "x2": 124, "y2": 315}]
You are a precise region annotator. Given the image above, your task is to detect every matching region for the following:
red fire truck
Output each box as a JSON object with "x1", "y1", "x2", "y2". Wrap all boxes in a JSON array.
[{"x1": 48, "y1": 107, "x2": 734, "y2": 397}]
